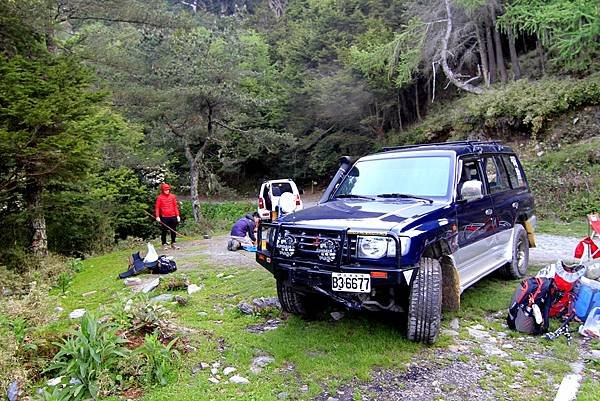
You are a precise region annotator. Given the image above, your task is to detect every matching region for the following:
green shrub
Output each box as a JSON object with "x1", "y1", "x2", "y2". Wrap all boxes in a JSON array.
[
  {"x1": 137, "y1": 334, "x2": 179, "y2": 386},
  {"x1": 524, "y1": 138, "x2": 600, "y2": 221},
  {"x1": 391, "y1": 73, "x2": 600, "y2": 144},
  {"x1": 47, "y1": 312, "x2": 129, "y2": 400},
  {"x1": 179, "y1": 200, "x2": 254, "y2": 233}
]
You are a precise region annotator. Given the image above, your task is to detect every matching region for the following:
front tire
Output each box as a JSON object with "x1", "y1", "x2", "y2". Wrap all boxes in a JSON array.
[
  {"x1": 501, "y1": 224, "x2": 529, "y2": 279},
  {"x1": 407, "y1": 257, "x2": 442, "y2": 344},
  {"x1": 276, "y1": 280, "x2": 318, "y2": 316}
]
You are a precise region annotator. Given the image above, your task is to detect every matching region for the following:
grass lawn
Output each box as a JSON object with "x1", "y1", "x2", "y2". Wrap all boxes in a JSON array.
[{"x1": 3, "y1": 233, "x2": 599, "y2": 400}]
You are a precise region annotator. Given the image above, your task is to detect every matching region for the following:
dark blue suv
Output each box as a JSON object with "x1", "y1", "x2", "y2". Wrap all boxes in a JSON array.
[{"x1": 256, "y1": 141, "x2": 536, "y2": 343}]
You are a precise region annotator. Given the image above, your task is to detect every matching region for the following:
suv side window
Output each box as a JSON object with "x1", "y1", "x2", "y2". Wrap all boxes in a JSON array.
[
  {"x1": 457, "y1": 159, "x2": 483, "y2": 196},
  {"x1": 502, "y1": 155, "x2": 527, "y2": 189},
  {"x1": 483, "y1": 155, "x2": 510, "y2": 194}
]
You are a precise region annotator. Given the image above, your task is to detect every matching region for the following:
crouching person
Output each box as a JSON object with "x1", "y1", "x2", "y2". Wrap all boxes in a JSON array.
[{"x1": 228, "y1": 212, "x2": 260, "y2": 251}]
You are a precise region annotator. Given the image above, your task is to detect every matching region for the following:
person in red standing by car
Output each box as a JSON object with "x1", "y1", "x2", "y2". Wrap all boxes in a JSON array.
[{"x1": 155, "y1": 183, "x2": 181, "y2": 250}]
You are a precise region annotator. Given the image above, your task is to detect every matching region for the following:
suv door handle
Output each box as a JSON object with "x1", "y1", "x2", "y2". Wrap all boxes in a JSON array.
[
  {"x1": 512, "y1": 202, "x2": 519, "y2": 209},
  {"x1": 485, "y1": 209, "x2": 493, "y2": 216}
]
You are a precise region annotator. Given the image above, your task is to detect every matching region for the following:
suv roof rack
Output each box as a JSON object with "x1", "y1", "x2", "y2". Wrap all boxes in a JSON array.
[{"x1": 380, "y1": 140, "x2": 504, "y2": 153}]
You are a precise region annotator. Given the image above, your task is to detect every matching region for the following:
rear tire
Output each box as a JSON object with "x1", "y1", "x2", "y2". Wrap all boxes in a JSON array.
[
  {"x1": 407, "y1": 257, "x2": 442, "y2": 344},
  {"x1": 501, "y1": 225, "x2": 529, "y2": 279},
  {"x1": 276, "y1": 280, "x2": 319, "y2": 316}
]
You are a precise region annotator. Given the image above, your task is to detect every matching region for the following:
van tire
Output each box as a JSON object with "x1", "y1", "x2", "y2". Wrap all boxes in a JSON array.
[
  {"x1": 501, "y1": 225, "x2": 529, "y2": 279},
  {"x1": 407, "y1": 257, "x2": 442, "y2": 344},
  {"x1": 277, "y1": 280, "x2": 318, "y2": 316}
]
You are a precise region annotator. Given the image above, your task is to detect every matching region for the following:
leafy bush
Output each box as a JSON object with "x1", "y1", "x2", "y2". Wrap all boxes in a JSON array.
[
  {"x1": 47, "y1": 312, "x2": 129, "y2": 400},
  {"x1": 394, "y1": 73, "x2": 600, "y2": 144},
  {"x1": 179, "y1": 200, "x2": 254, "y2": 233},
  {"x1": 523, "y1": 138, "x2": 600, "y2": 220},
  {"x1": 137, "y1": 334, "x2": 179, "y2": 386}
]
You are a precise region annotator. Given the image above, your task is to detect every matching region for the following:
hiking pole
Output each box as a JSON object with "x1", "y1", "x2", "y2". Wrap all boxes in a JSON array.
[{"x1": 143, "y1": 210, "x2": 188, "y2": 238}]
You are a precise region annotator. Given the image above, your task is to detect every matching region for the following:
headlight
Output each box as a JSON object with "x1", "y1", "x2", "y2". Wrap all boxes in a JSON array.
[
  {"x1": 357, "y1": 236, "x2": 396, "y2": 259},
  {"x1": 276, "y1": 233, "x2": 296, "y2": 257}
]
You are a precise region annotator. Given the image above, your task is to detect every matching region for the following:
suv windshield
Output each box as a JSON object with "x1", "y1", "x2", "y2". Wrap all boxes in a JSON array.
[{"x1": 334, "y1": 155, "x2": 453, "y2": 200}]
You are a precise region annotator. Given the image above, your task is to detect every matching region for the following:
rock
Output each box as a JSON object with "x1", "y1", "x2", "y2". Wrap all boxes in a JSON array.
[
  {"x1": 197, "y1": 311, "x2": 208, "y2": 317},
  {"x1": 212, "y1": 362, "x2": 221, "y2": 368},
  {"x1": 449, "y1": 318, "x2": 460, "y2": 331},
  {"x1": 253, "y1": 356, "x2": 275, "y2": 367},
  {"x1": 216, "y1": 273, "x2": 225, "y2": 278},
  {"x1": 175, "y1": 295, "x2": 188, "y2": 306},
  {"x1": 208, "y1": 377, "x2": 220, "y2": 384},
  {"x1": 467, "y1": 328, "x2": 489, "y2": 340},
  {"x1": 441, "y1": 329, "x2": 459, "y2": 337},
  {"x1": 211, "y1": 368, "x2": 218, "y2": 375},
  {"x1": 300, "y1": 385, "x2": 309, "y2": 392},
  {"x1": 326, "y1": 397, "x2": 339, "y2": 401},
  {"x1": 223, "y1": 367, "x2": 236, "y2": 376},
  {"x1": 537, "y1": 151, "x2": 545, "y2": 157},
  {"x1": 251, "y1": 355, "x2": 275, "y2": 374},
  {"x1": 589, "y1": 350, "x2": 600, "y2": 360},
  {"x1": 469, "y1": 324, "x2": 485, "y2": 330},
  {"x1": 501, "y1": 343, "x2": 514, "y2": 350},
  {"x1": 223, "y1": 275, "x2": 235, "y2": 279},
  {"x1": 252, "y1": 297, "x2": 280, "y2": 310},
  {"x1": 82, "y1": 290, "x2": 97, "y2": 297},
  {"x1": 203, "y1": 234, "x2": 211, "y2": 239},
  {"x1": 69, "y1": 309, "x2": 86, "y2": 319},
  {"x1": 229, "y1": 375, "x2": 250, "y2": 384},
  {"x1": 124, "y1": 277, "x2": 142, "y2": 286},
  {"x1": 151, "y1": 294, "x2": 175, "y2": 303},
  {"x1": 191, "y1": 365, "x2": 203, "y2": 375},
  {"x1": 330, "y1": 311, "x2": 345, "y2": 321},
  {"x1": 238, "y1": 302, "x2": 254, "y2": 315},
  {"x1": 141, "y1": 277, "x2": 160, "y2": 293},
  {"x1": 200, "y1": 362, "x2": 210, "y2": 370},
  {"x1": 277, "y1": 392, "x2": 289, "y2": 399},
  {"x1": 511, "y1": 361, "x2": 526, "y2": 368},
  {"x1": 54, "y1": 306, "x2": 64, "y2": 313},
  {"x1": 509, "y1": 384, "x2": 522, "y2": 389},
  {"x1": 7, "y1": 380, "x2": 20, "y2": 401},
  {"x1": 47, "y1": 377, "x2": 63, "y2": 386},
  {"x1": 481, "y1": 343, "x2": 508, "y2": 358},
  {"x1": 187, "y1": 284, "x2": 202, "y2": 295}
]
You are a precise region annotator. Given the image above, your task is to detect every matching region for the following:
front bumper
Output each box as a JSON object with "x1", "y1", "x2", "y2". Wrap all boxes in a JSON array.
[{"x1": 256, "y1": 223, "x2": 417, "y2": 306}]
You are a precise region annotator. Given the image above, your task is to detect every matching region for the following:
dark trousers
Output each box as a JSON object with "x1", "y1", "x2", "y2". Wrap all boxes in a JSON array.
[{"x1": 160, "y1": 216, "x2": 178, "y2": 245}]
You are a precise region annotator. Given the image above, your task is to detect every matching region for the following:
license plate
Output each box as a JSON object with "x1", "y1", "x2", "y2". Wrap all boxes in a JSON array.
[{"x1": 331, "y1": 273, "x2": 371, "y2": 293}]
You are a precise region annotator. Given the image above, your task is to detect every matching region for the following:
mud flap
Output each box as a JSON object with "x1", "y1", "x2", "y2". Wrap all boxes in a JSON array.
[
  {"x1": 441, "y1": 255, "x2": 460, "y2": 312},
  {"x1": 524, "y1": 219, "x2": 537, "y2": 248}
]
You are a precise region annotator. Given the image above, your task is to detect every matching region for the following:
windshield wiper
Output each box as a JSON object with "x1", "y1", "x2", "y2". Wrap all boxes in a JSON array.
[
  {"x1": 376, "y1": 193, "x2": 434, "y2": 203},
  {"x1": 334, "y1": 194, "x2": 376, "y2": 200}
]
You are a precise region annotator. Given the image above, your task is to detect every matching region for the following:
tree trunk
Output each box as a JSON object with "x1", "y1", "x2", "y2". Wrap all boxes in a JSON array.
[
  {"x1": 536, "y1": 39, "x2": 545, "y2": 75},
  {"x1": 441, "y1": 0, "x2": 485, "y2": 94},
  {"x1": 485, "y1": 21, "x2": 496, "y2": 84},
  {"x1": 507, "y1": 27, "x2": 521, "y2": 80},
  {"x1": 490, "y1": 6, "x2": 507, "y2": 83},
  {"x1": 415, "y1": 84, "x2": 422, "y2": 121},
  {"x1": 397, "y1": 91, "x2": 403, "y2": 131},
  {"x1": 189, "y1": 159, "x2": 202, "y2": 224},
  {"x1": 25, "y1": 176, "x2": 48, "y2": 257},
  {"x1": 475, "y1": 23, "x2": 490, "y2": 87}
]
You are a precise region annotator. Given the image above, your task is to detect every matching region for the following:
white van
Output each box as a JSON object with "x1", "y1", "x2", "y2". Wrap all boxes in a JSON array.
[{"x1": 258, "y1": 179, "x2": 303, "y2": 221}]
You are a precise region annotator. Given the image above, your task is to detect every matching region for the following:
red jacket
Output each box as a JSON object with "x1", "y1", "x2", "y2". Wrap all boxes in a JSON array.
[{"x1": 155, "y1": 184, "x2": 180, "y2": 218}]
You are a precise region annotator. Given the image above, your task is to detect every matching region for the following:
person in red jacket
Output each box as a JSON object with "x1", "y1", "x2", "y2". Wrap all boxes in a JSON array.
[{"x1": 155, "y1": 183, "x2": 181, "y2": 250}]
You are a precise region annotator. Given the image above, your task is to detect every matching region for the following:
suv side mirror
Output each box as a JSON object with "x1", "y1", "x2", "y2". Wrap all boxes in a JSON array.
[
  {"x1": 299, "y1": 188, "x2": 304, "y2": 195},
  {"x1": 460, "y1": 180, "x2": 484, "y2": 201}
]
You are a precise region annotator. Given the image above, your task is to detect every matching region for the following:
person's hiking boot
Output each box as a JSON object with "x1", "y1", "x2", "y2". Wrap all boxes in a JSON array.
[
  {"x1": 162, "y1": 244, "x2": 170, "y2": 251},
  {"x1": 171, "y1": 244, "x2": 181, "y2": 250}
]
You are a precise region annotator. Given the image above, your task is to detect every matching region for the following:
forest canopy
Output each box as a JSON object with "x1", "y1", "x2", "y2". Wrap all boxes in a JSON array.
[{"x1": 1, "y1": 0, "x2": 599, "y2": 259}]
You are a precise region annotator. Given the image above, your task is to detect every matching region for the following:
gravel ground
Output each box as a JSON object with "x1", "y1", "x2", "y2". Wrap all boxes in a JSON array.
[{"x1": 168, "y1": 232, "x2": 593, "y2": 401}]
